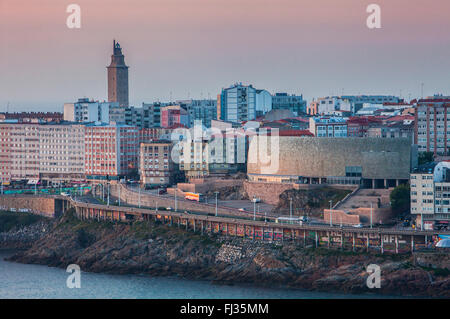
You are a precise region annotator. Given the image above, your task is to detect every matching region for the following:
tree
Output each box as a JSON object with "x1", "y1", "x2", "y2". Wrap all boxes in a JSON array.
[{"x1": 390, "y1": 184, "x2": 410, "y2": 214}]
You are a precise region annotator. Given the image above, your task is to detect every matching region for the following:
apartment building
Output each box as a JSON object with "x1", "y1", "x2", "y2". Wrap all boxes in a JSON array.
[
  {"x1": 415, "y1": 96, "x2": 450, "y2": 155},
  {"x1": 84, "y1": 124, "x2": 139, "y2": 180},
  {"x1": 0, "y1": 123, "x2": 85, "y2": 185},
  {"x1": 309, "y1": 117, "x2": 348, "y2": 137},
  {"x1": 0, "y1": 112, "x2": 63, "y2": 123},
  {"x1": 64, "y1": 98, "x2": 117, "y2": 123},
  {"x1": 140, "y1": 141, "x2": 177, "y2": 186},
  {"x1": 179, "y1": 99, "x2": 217, "y2": 128},
  {"x1": 0, "y1": 123, "x2": 40, "y2": 184},
  {"x1": 160, "y1": 105, "x2": 189, "y2": 128},
  {"x1": 272, "y1": 93, "x2": 306, "y2": 116},
  {"x1": 218, "y1": 83, "x2": 257, "y2": 123},
  {"x1": 179, "y1": 138, "x2": 210, "y2": 179},
  {"x1": 38, "y1": 124, "x2": 85, "y2": 183},
  {"x1": 411, "y1": 161, "x2": 450, "y2": 230}
]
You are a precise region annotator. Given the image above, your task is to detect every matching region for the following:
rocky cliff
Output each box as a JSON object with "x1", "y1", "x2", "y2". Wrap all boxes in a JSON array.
[
  {"x1": 0, "y1": 211, "x2": 52, "y2": 249},
  {"x1": 7, "y1": 209, "x2": 450, "y2": 298}
]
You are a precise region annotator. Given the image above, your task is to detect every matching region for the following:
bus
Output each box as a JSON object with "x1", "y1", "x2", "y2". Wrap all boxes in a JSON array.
[
  {"x1": 275, "y1": 217, "x2": 303, "y2": 225},
  {"x1": 185, "y1": 192, "x2": 205, "y2": 202}
]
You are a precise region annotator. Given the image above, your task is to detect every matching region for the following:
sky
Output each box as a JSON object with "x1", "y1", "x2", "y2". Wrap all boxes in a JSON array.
[{"x1": 1, "y1": 0, "x2": 450, "y2": 112}]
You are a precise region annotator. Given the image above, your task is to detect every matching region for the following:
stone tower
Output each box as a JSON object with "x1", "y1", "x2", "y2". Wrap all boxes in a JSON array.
[{"x1": 107, "y1": 40, "x2": 129, "y2": 107}]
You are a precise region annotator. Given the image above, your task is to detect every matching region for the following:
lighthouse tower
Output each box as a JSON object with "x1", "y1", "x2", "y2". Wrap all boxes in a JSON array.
[{"x1": 107, "y1": 40, "x2": 129, "y2": 107}]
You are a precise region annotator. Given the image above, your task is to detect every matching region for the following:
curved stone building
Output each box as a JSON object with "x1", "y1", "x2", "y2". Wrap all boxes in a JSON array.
[{"x1": 247, "y1": 136, "x2": 417, "y2": 188}]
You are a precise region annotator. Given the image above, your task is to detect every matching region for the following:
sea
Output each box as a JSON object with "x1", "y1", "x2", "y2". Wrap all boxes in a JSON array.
[{"x1": 0, "y1": 250, "x2": 396, "y2": 299}]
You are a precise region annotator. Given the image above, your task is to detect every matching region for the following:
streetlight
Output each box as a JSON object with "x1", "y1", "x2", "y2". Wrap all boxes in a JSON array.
[
  {"x1": 214, "y1": 191, "x2": 219, "y2": 217},
  {"x1": 107, "y1": 183, "x2": 110, "y2": 206},
  {"x1": 118, "y1": 183, "x2": 121, "y2": 206},
  {"x1": 289, "y1": 198, "x2": 293, "y2": 224},
  {"x1": 329, "y1": 200, "x2": 333, "y2": 226},
  {"x1": 253, "y1": 196, "x2": 256, "y2": 221},
  {"x1": 370, "y1": 202, "x2": 373, "y2": 229},
  {"x1": 174, "y1": 185, "x2": 178, "y2": 212},
  {"x1": 139, "y1": 185, "x2": 141, "y2": 208}
]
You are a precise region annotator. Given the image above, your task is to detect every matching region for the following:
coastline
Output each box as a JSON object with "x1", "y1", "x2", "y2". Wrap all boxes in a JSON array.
[{"x1": 3, "y1": 209, "x2": 450, "y2": 298}]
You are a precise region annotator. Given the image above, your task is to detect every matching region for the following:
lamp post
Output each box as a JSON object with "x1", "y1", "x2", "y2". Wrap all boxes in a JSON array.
[
  {"x1": 214, "y1": 191, "x2": 219, "y2": 217},
  {"x1": 329, "y1": 200, "x2": 333, "y2": 226},
  {"x1": 139, "y1": 185, "x2": 141, "y2": 208},
  {"x1": 175, "y1": 185, "x2": 178, "y2": 212},
  {"x1": 289, "y1": 198, "x2": 293, "y2": 224},
  {"x1": 253, "y1": 196, "x2": 256, "y2": 221},
  {"x1": 118, "y1": 183, "x2": 121, "y2": 206},
  {"x1": 107, "y1": 183, "x2": 110, "y2": 206},
  {"x1": 370, "y1": 202, "x2": 373, "y2": 229}
]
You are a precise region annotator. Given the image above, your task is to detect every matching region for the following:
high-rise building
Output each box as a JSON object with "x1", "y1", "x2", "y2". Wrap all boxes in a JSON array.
[
  {"x1": 39, "y1": 124, "x2": 85, "y2": 183},
  {"x1": 160, "y1": 105, "x2": 189, "y2": 128},
  {"x1": 415, "y1": 96, "x2": 450, "y2": 156},
  {"x1": 179, "y1": 99, "x2": 217, "y2": 128},
  {"x1": 218, "y1": 83, "x2": 257, "y2": 123},
  {"x1": 0, "y1": 122, "x2": 85, "y2": 185},
  {"x1": 107, "y1": 40, "x2": 129, "y2": 107},
  {"x1": 84, "y1": 123, "x2": 139, "y2": 180},
  {"x1": 272, "y1": 93, "x2": 306, "y2": 116},
  {"x1": 64, "y1": 98, "x2": 116, "y2": 123}
]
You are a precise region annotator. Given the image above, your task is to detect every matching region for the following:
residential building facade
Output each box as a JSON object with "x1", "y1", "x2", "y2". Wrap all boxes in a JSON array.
[
  {"x1": 84, "y1": 124, "x2": 139, "y2": 180},
  {"x1": 415, "y1": 96, "x2": 450, "y2": 155},
  {"x1": 309, "y1": 117, "x2": 348, "y2": 137},
  {"x1": 140, "y1": 141, "x2": 176, "y2": 186},
  {"x1": 411, "y1": 162, "x2": 450, "y2": 230},
  {"x1": 271, "y1": 93, "x2": 306, "y2": 116},
  {"x1": 218, "y1": 83, "x2": 257, "y2": 123}
]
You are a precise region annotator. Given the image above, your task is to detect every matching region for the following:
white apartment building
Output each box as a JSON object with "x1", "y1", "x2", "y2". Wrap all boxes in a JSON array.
[
  {"x1": 0, "y1": 123, "x2": 85, "y2": 185},
  {"x1": 411, "y1": 161, "x2": 450, "y2": 230},
  {"x1": 0, "y1": 123, "x2": 40, "y2": 184},
  {"x1": 218, "y1": 83, "x2": 257, "y2": 123},
  {"x1": 64, "y1": 98, "x2": 117, "y2": 123},
  {"x1": 39, "y1": 124, "x2": 85, "y2": 183}
]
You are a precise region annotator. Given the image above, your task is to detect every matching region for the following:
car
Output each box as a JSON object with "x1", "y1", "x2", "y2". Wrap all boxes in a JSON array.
[
  {"x1": 252, "y1": 198, "x2": 261, "y2": 203},
  {"x1": 300, "y1": 216, "x2": 309, "y2": 222},
  {"x1": 165, "y1": 207, "x2": 172, "y2": 210},
  {"x1": 352, "y1": 223, "x2": 363, "y2": 228},
  {"x1": 158, "y1": 188, "x2": 167, "y2": 195},
  {"x1": 61, "y1": 192, "x2": 70, "y2": 196},
  {"x1": 238, "y1": 208, "x2": 246, "y2": 212}
]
